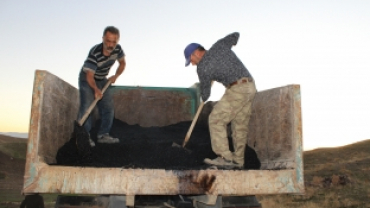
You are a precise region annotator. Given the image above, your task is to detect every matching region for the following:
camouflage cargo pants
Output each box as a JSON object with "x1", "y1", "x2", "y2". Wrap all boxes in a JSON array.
[{"x1": 208, "y1": 78, "x2": 256, "y2": 165}]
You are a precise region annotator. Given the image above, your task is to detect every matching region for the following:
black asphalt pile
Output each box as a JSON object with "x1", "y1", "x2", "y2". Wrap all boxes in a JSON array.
[{"x1": 56, "y1": 119, "x2": 260, "y2": 170}]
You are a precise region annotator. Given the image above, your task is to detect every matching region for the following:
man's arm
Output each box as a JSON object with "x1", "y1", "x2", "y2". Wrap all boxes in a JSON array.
[
  {"x1": 86, "y1": 70, "x2": 103, "y2": 99},
  {"x1": 108, "y1": 56, "x2": 126, "y2": 83},
  {"x1": 218, "y1": 32, "x2": 240, "y2": 48},
  {"x1": 198, "y1": 74, "x2": 213, "y2": 102}
]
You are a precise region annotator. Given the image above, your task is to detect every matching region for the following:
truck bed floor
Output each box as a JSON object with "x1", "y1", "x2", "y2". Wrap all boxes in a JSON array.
[{"x1": 55, "y1": 119, "x2": 261, "y2": 170}]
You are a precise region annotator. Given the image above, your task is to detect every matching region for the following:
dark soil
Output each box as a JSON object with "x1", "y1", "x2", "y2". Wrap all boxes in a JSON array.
[{"x1": 55, "y1": 119, "x2": 260, "y2": 170}]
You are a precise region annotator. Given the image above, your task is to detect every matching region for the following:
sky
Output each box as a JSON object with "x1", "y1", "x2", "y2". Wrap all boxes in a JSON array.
[{"x1": 0, "y1": 0, "x2": 369, "y2": 150}]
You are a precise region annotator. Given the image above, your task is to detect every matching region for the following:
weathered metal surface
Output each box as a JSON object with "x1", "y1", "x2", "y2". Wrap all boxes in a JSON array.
[
  {"x1": 111, "y1": 86, "x2": 199, "y2": 127},
  {"x1": 24, "y1": 166, "x2": 301, "y2": 195},
  {"x1": 23, "y1": 70, "x2": 304, "y2": 195},
  {"x1": 249, "y1": 85, "x2": 298, "y2": 170}
]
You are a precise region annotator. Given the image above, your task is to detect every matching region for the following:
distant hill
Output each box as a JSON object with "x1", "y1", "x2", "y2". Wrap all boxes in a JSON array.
[
  {"x1": 258, "y1": 139, "x2": 370, "y2": 207},
  {"x1": 0, "y1": 134, "x2": 27, "y2": 207},
  {"x1": 0, "y1": 132, "x2": 28, "y2": 139},
  {"x1": 304, "y1": 139, "x2": 370, "y2": 164},
  {"x1": 0, "y1": 134, "x2": 27, "y2": 159}
]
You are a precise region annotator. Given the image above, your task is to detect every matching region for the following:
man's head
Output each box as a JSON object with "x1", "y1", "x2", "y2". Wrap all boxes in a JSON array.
[
  {"x1": 102, "y1": 26, "x2": 120, "y2": 55},
  {"x1": 184, "y1": 43, "x2": 205, "y2": 66}
]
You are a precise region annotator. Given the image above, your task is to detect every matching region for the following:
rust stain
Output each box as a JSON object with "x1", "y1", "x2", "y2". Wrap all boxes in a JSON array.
[
  {"x1": 197, "y1": 174, "x2": 216, "y2": 193},
  {"x1": 201, "y1": 174, "x2": 216, "y2": 192}
]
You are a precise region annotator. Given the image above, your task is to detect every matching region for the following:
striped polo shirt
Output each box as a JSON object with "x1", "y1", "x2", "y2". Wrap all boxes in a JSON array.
[{"x1": 79, "y1": 43, "x2": 125, "y2": 81}]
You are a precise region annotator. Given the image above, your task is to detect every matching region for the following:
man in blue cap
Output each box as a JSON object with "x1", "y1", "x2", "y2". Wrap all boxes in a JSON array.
[{"x1": 184, "y1": 32, "x2": 256, "y2": 169}]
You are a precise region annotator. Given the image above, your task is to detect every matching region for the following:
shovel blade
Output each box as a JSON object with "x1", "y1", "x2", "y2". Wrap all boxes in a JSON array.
[
  {"x1": 73, "y1": 121, "x2": 91, "y2": 157},
  {"x1": 172, "y1": 142, "x2": 192, "y2": 154}
]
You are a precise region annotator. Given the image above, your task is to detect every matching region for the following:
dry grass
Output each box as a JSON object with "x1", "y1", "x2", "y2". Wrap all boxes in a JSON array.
[
  {"x1": 257, "y1": 187, "x2": 367, "y2": 208},
  {"x1": 256, "y1": 140, "x2": 370, "y2": 208},
  {"x1": 0, "y1": 135, "x2": 27, "y2": 159}
]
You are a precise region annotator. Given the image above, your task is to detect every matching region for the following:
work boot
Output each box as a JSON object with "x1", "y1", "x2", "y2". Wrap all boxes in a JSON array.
[
  {"x1": 233, "y1": 161, "x2": 244, "y2": 169},
  {"x1": 89, "y1": 138, "x2": 96, "y2": 147},
  {"x1": 97, "y1": 134, "x2": 120, "y2": 144},
  {"x1": 86, "y1": 133, "x2": 95, "y2": 147},
  {"x1": 204, "y1": 157, "x2": 239, "y2": 169},
  {"x1": 233, "y1": 156, "x2": 244, "y2": 170}
]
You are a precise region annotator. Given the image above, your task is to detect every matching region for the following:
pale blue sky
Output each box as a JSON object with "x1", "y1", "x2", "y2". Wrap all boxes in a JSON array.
[{"x1": 1, "y1": 0, "x2": 369, "y2": 150}]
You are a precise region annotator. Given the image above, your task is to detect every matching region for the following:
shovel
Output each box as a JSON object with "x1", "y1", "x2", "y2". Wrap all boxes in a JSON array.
[
  {"x1": 172, "y1": 100, "x2": 205, "y2": 153},
  {"x1": 73, "y1": 80, "x2": 112, "y2": 155},
  {"x1": 172, "y1": 81, "x2": 213, "y2": 153}
]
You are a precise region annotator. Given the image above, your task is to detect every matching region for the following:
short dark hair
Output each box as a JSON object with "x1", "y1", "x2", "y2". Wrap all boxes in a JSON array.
[
  {"x1": 103, "y1": 26, "x2": 120, "y2": 37},
  {"x1": 197, "y1": 45, "x2": 205, "y2": 51}
]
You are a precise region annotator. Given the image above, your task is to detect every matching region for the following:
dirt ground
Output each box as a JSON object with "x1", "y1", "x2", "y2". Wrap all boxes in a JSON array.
[{"x1": 55, "y1": 119, "x2": 261, "y2": 170}]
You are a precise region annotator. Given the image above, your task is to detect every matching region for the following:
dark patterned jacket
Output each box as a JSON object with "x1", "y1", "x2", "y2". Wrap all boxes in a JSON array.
[{"x1": 197, "y1": 32, "x2": 253, "y2": 101}]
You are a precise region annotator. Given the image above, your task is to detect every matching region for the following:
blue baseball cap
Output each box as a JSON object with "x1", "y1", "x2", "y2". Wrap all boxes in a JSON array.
[{"x1": 184, "y1": 43, "x2": 201, "y2": 66}]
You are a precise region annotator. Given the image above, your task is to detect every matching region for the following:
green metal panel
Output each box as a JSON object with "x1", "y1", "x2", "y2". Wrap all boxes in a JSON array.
[
  {"x1": 111, "y1": 85, "x2": 200, "y2": 116},
  {"x1": 110, "y1": 85, "x2": 200, "y2": 127}
]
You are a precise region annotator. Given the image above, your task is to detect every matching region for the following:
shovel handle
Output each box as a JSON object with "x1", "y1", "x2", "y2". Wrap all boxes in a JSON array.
[
  {"x1": 78, "y1": 80, "x2": 112, "y2": 126},
  {"x1": 182, "y1": 81, "x2": 214, "y2": 147},
  {"x1": 182, "y1": 101, "x2": 205, "y2": 147}
]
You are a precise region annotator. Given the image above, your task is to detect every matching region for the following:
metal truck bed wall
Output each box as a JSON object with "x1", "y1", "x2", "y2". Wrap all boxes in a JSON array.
[{"x1": 23, "y1": 70, "x2": 304, "y2": 196}]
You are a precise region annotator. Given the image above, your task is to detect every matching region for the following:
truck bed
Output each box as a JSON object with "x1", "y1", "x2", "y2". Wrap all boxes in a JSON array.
[{"x1": 23, "y1": 70, "x2": 304, "y2": 196}]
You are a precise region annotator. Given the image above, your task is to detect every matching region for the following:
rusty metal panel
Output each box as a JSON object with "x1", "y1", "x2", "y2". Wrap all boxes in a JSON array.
[
  {"x1": 248, "y1": 85, "x2": 304, "y2": 192},
  {"x1": 24, "y1": 70, "x2": 80, "y2": 191},
  {"x1": 249, "y1": 86, "x2": 297, "y2": 170},
  {"x1": 23, "y1": 70, "x2": 304, "y2": 196}
]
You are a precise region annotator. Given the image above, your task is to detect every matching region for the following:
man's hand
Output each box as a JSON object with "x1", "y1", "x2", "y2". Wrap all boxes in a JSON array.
[
  {"x1": 85, "y1": 70, "x2": 103, "y2": 99},
  {"x1": 108, "y1": 75, "x2": 118, "y2": 84},
  {"x1": 94, "y1": 88, "x2": 103, "y2": 100}
]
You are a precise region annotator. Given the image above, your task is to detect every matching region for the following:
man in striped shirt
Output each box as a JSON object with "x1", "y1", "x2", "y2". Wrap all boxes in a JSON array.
[{"x1": 78, "y1": 26, "x2": 126, "y2": 147}]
